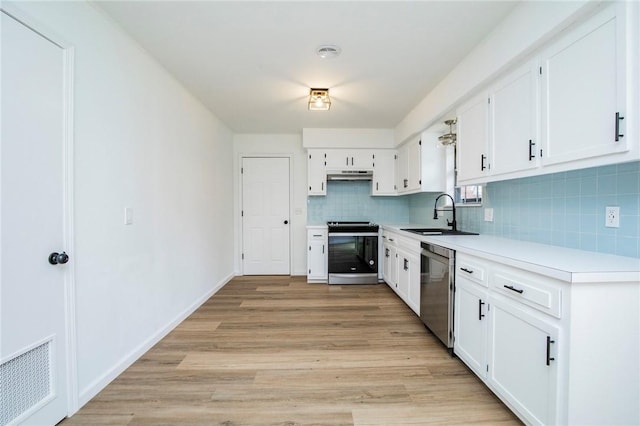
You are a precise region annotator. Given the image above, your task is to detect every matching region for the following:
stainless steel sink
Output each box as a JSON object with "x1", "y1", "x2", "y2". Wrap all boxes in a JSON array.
[{"x1": 400, "y1": 228, "x2": 479, "y2": 236}]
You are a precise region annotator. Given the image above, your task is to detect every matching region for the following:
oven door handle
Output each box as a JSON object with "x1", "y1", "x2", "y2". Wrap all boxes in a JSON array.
[
  {"x1": 328, "y1": 232, "x2": 379, "y2": 237},
  {"x1": 420, "y1": 249, "x2": 449, "y2": 264}
]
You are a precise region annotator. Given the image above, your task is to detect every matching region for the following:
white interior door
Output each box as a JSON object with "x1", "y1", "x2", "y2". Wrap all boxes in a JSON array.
[
  {"x1": 242, "y1": 157, "x2": 290, "y2": 275},
  {"x1": 1, "y1": 11, "x2": 70, "y2": 425}
]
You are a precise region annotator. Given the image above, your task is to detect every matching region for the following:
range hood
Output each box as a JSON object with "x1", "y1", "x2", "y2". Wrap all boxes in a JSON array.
[{"x1": 326, "y1": 170, "x2": 373, "y2": 181}]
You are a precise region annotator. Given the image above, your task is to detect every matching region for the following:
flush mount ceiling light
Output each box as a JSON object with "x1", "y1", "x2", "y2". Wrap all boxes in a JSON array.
[
  {"x1": 316, "y1": 45, "x2": 341, "y2": 59},
  {"x1": 308, "y1": 88, "x2": 331, "y2": 111}
]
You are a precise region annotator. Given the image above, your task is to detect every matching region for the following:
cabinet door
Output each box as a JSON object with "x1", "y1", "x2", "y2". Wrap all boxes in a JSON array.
[
  {"x1": 405, "y1": 251, "x2": 420, "y2": 315},
  {"x1": 384, "y1": 245, "x2": 398, "y2": 290},
  {"x1": 540, "y1": 3, "x2": 627, "y2": 166},
  {"x1": 372, "y1": 150, "x2": 397, "y2": 195},
  {"x1": 490, "y1": 62, "x2": 539, "y2": 176},
  {"x1": 489, "y1": 298, "x2": 559, "y2": 425},
  {"x1": 457, "y1": 93, "x2": 489, "y2": 184},
  {"x1": 454, "y1": 278, "x2": 488, "y2": 378},
  {"x1": 351, "y1": 150, "x2": 374, "y2": 169},
  {"x1": 406, "y1": 138, "x2": 421, "y2": 191},
  {"x1": 307, "y1": 231, "x2": 327, "y2": 281},
  {"x1": 396, "y1": 143, "x2": 408, "y2": 193},
  {"x1": 325, "y1": 150, "x2": 350, "y2": 169},
  {"x1": 307, "y1": 150, "x2": 326, "y2": 195},
  {"x1": 396, "y1": 248, "x2": 410, "y2": 302}
]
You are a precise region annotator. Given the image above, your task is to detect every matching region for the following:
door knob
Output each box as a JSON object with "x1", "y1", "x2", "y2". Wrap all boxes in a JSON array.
[
  {"x1": 284, "y1": 220, "x2": 289, "y2": 225},
  {"x1": 49, "y1": 251, "x2": 69, "y2": 265}
]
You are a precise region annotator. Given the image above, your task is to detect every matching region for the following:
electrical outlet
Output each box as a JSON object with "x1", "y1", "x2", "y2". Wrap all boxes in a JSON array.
[
  {"x1": 484, "y1": 208, "x2": 494, "y2": 222},
  {"x1": 605, "y1": 206, "x2": 619, "y2": 228}
]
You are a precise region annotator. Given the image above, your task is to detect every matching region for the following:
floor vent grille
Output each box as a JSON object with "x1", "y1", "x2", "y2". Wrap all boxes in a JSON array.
[{"x1": 0, "y1": 341, "x2": 52, "y2": 426}]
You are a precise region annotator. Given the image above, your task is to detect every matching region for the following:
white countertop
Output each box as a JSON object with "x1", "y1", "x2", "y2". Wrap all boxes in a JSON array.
[{"x1": 381, "y1": 224, "x2": 640, "y2": 284}]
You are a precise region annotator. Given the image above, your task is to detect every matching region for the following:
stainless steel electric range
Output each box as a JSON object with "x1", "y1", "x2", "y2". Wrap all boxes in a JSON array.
[{"x1": 327, "y1": 221, "x2": 379, "y2": 285}]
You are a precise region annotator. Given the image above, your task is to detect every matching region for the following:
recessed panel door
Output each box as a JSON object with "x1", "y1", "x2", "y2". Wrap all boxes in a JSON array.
[
  {"x1": 242, "y1": 157, "x2": 290, "y2": 275},
  {"x1": 1, "y1": 11, "x2": 70, "y2": 426}
]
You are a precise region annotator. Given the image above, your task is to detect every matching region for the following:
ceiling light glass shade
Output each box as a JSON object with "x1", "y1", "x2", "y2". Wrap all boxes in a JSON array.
[{"x1": 308, "y1": 88, "x2": 331, "y2": 111}]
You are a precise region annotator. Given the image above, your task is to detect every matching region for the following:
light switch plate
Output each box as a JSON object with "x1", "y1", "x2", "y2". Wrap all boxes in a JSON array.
[
  {"x1": 484, "y1": 208, "x2": 494, "y2": 222},
  {"x1": 124, "y1": 207, "x2": 134, "y2": 225}
]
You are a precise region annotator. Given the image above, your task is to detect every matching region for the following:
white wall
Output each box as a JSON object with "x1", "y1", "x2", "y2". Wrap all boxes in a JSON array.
[
  {"x1": 7, "y1": 0, "x2": 235, "y2": 409},
  {"x1": 303, "y1": 128, "x2": 394, "y2": 148},
  {"x1": 394, "y1": 0, "x2": 596, "y2": 145},
  {"x1": 233, "y1": 134, "x2": 307, "y2": 276}
]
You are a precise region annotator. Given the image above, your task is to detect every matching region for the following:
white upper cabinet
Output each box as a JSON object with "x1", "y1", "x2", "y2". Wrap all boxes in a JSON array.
[
  {"x1": 540, "y1": 3, "x2": 627, "y2": 166},
  {"x1": 307, "y1": 150, "x2": 326, "y2": 196},
  {"x1": 457, "y1": 93, "x2": 490, "y2": 184},
  {"x1": 372, "y1": 150, "x2": 396, "y2": 195},
  {"x1": 455, "y1": 2, "x2": 637, "y2": 185},
  {"x1": 396, "y1": 133, "x2": 446, "y2": 194},
  {"x1": 325, "y1": 149, "x2": 374, "y2": 170},
  {"x1": 396, "y1": 136, "x2": 422, "y2": 193},
  {"x1": 490, "y1": 62, "x2": 540, "y2": 177}
]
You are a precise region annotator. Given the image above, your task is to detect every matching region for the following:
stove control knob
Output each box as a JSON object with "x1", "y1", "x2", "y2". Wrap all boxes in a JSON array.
[{"x1": 369, "y1": 260, "x2": 375, "y2": 266}]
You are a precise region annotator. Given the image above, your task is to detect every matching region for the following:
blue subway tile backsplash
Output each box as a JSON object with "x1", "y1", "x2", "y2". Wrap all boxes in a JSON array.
[
  {"x1": 456, "y1": 161, "x2": 640, "y2": 258},
  {"x1": 307, "y1": 181, "x2": 410, "y2": 224},
  {"x1": 306, "y1": 162, "x2": 640, "y2": 258}
]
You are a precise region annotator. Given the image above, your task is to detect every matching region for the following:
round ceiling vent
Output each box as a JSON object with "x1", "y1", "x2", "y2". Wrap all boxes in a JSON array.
[{"x1": 316, "y1": 45, "x2": 341, "y2": 59}]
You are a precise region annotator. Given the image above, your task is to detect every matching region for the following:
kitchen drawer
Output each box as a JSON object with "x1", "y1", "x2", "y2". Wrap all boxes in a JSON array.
[
  {"x1": 456, "y1": 254, "x2": 488, "y2": 287},
  {"x1": 491, "y1": 267, "x2": 561, "y2": 318},
  {"x1": 382, "y1": 231, "x2": 399, "y2": 246},
  {"x1": 308, "y1": 229, "x2": 327, "y2": 240}
]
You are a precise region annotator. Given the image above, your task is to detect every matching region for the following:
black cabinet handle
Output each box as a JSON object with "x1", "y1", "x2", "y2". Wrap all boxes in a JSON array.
[
  {"x1": 322, "y1": 245, "x2": 324, "y2": 254},
  {"x1": 403, "y1": 179, "x2": 408, "y2": 188},
  {"x1": 529, "y1": 140, "x2": 536, "y2": 161},
  {"x1": 504, "y1": 284, "x2": 524, "y2": 294},
  {"x1": 284, "y1": 220, "x2": 289, "y2": 225},
  {"x1": 481, "y1": 154, "x2": 487, "y2": 171},
  {"x1": 346, "y1": 157, "x2": 349, "y2": 166},
  {"x1": 478, "y1": 299, "x2": 485, "y2": 320},
  {"x1": 388, "y1": 238, "x2": 394, "y2": 242},
  {"x1": 385, "y1": 248, "x2": 389, "y2": 258},
  {"x1": 376, "y1": 182, "x2": 379, "y2": 191},
  {"x1": 546, "y1": 336, "x2": 555, "y2": 366},
  {"x1": 321, "y1": 182, "x2": 324, "y2": 191},
  {"x1": 615, "y1": 112, "x2": 625, "y2": 141},
  {"x1": 460, "y1": 267, "x2": 473, "y2": 274},
  {"x1": 403, "y1": 258, "x2": 408, "y2": 271}
]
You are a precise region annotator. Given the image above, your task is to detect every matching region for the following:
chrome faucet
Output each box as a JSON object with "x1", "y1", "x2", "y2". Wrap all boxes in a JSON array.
[{"x1": 433, "y1": 193, "x2": 457, "y2": 231}]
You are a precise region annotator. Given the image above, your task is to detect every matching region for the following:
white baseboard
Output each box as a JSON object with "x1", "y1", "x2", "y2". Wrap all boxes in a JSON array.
[{"x1": 77, "y1": 272, "x2": 235, "y2": 408}]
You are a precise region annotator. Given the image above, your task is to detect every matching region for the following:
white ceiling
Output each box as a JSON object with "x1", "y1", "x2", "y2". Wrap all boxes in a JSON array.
[{"x1": 94, "y1": 1, "x2": 518, "y2": 134}]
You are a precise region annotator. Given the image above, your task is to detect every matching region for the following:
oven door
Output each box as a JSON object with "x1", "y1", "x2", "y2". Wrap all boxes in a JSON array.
[{"x1": 328, "y1": 232, "x2": 378, "y2": 284}]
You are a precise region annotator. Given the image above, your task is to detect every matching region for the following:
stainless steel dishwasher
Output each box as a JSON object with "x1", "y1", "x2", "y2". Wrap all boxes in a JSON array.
[{"x1": 420, "y1": 242, "x2": 454, "y2": 352}]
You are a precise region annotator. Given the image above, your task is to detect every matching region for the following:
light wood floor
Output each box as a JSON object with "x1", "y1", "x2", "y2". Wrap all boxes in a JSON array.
[{"x1": 61, "y1": 276, "x2": 521, "y2": 425}]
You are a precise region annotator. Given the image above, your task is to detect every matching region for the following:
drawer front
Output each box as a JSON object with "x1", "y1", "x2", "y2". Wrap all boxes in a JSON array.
[
  {"x1": 456, "y1": 254, "x2": 488, "y2": 287},
  {"x1": 308, "y1": 230, "x2": 327, "y2": 241},
  {"x1": 491, "y1": 269, "x2": 561, "y2": 318},
  {"x1": 382, "y1": 231, "x2": 399, "y2": 246}
]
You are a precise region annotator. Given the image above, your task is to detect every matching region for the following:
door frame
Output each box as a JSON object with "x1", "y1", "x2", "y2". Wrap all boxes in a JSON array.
[
  {"x1": 1, "y1": 4, "x2": 79, "y2": 416},
  {"x1": 238, "y1": 154, "x2": 293, "y2": 276}
]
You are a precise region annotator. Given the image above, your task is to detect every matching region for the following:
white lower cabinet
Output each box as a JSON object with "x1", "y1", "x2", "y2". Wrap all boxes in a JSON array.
[
  {"x1": 306, "y1": 228, "x2": 327, "y2": 282},
  {"x1": 381, "y1": 230, "x2": 420, "y2": 316},
  {"x1": 489, "y1": 297, "x2": 558, "y2": 426},
  {"x1": 454, "y1": 277, "x2": 488, "y2": 378},
  {"x1": 397, "y1": 247, "x2": 420, "y2": 315},
  {"x1": 454, "y1": 251, "x2": 639, "y2": 425},
  {"x1": 455, "y1": 253, "x2": 560, "y2": 424}
]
